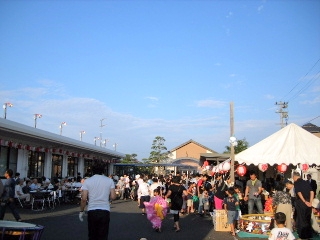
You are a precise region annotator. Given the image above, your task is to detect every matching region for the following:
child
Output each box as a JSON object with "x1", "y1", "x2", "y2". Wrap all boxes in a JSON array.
[
  {"x1": 223, "y1": 187, "x2": 239, "y2": 236},
  {"x1": 268, "y1": 212, "x2": 295, "y2": 240},
  {"x1": 234, "y1": 185, "x2": 243, "y2": 232},
  {"x1": 186, "y1": 182, "x2": 195, "y2": 214},
  {"x1": 202, "y1": 190, "x2": 210, "y2": 216},
  {"x1": 144, "y1": 187, "x2": 168, "y2": 232}
]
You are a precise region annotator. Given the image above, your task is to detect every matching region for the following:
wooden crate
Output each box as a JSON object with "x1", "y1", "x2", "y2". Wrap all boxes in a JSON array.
[{"x1": 213, "y1": 210, "x2": 231, "y2": 232}]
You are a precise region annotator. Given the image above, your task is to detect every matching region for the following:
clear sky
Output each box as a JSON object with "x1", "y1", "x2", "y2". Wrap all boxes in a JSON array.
[{"x1": 1, "y1": 0, "x2": 319, "y2": 160}]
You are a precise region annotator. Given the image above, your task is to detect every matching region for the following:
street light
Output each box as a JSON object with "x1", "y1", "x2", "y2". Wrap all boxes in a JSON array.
[
  {"x1": 59, "y1": 122, "x2": 67, "y2": 135},
  {"x1": 102, "y1": 139, "x2": 109, "y2": 147},
  {"x1": 79, "y1": 130, "x2": 86, "y2": 141},
  {"x1": 94, "y1": 137, "x2": 100, "y2": 146},
  {"x1": 113, "y1": 143, "x2": 117, "y2": 151},
  {"x1": 34, "y1": 114, "x2": 42, "y2": 128},
  {"x1": 3, "y1": 102, "x2": 13, "y2": 119}
]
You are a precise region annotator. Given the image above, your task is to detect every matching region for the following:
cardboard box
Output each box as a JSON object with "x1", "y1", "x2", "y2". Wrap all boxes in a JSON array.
[{"x1": 213, "y1": 210, "x2": 231, "y2": 232}]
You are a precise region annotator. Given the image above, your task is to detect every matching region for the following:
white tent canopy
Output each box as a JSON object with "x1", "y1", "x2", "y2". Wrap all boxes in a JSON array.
[{"x1": 235, "y1": 123, "x2": 320, "y2": 166}]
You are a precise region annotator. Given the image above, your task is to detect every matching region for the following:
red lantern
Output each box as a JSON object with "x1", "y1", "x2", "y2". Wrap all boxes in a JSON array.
[
  {"x1": 236, "y1": 165, "x2": 247, "y2": 177},
  {"x1": 258, "y1": 163, "x2": 268, "y2": 172},
  {"x1": 301, "y1": 163, "x2": 309, "y2": 172},
  {"x1": 277, "y1": 163, "x2": 287, "y2": 173}
]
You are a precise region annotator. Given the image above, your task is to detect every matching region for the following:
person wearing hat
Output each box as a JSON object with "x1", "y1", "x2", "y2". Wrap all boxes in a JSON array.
[{"x1": 311, "y1": 198, "x2": 320, "y2": 234}]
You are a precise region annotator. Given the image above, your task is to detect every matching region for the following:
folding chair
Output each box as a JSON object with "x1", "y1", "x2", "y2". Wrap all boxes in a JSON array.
[
  {"x1": 31, "y1": 192, "x2": 45, "y2": 211},
  {"x1": 15, "y1": 197, "x2": 24, "y2": 208},
  {"x1": 47, "y1": 191, "x2": 60, "y2": 209}
]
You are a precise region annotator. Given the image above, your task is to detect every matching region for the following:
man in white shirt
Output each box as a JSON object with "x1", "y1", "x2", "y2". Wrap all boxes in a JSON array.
[
  {"x1": 149, "y1": 178, "x2": 161, "y2": 197},
  {"x1": 15, "y1": 180, "x2": 31, "y2": 202},
  {"x1": 79, "y1": 160, "x2": 116, "y2": 240},
  {"x1": 30, "y1": 178, "x2": 39, "y2": 191}
]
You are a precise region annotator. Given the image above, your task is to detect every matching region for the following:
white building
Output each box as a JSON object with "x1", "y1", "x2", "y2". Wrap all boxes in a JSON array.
[{"x1": 0, "y1": 118, "x2": 124, "y2": 181}]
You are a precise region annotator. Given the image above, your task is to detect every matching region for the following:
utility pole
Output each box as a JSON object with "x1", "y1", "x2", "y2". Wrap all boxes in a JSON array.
[
  {"x1": 99, "y1": 118, "x2": 106, "y2": 147},
  {"x1": 230, "y1": 102, "x2": 235, "y2": 183},
  {"x1": 275, "y1": 101, "x2": 289, "y2": 128}
]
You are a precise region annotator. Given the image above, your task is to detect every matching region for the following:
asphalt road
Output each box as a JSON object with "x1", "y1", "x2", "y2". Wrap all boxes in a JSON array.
[{"x1": 1, "y1": 199, "x2": 265, "y2": 240}]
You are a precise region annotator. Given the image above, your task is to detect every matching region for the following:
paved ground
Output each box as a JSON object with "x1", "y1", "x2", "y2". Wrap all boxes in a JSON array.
[{"x1": 1, "y1": 199, "x2": 266, "y2": 240}]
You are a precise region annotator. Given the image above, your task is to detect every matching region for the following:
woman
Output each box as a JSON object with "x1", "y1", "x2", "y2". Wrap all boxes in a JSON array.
[
  {"x1": 285, "y1": 180, "x2": 296, "y2": 209},
  {"x1": 165, "y1": 176, "x2": 187, "y2": 232},
  {"x1": 214, "y1": 173, "x2": 227, "y2": 210},
  {"x1": 272, "y1": 184, "x2": 293, "y2": 231},
  {"x1": 138, "y1": 176, "x2": 150, "y2": 215}
]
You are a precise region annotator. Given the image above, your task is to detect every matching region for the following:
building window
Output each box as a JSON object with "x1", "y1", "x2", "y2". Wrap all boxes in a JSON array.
[
  {"x1": 0, "y1": 146, "x2": 18, "y2": 176},
  {"x1": 28, "y1": 151, "x2": 45, "y2": 178},
  {"x1": 67, "y1": 156, "x2": 78, "y2": 178},
  {"x1": 0, "y1": 146, "x2": 9, "y2": 176},
  {"x1": 52, "y1": 154, "x2": 63, "y2": 179},
  {"x1": 84, "y1": 159, "x2": 93, "y2": 177}
]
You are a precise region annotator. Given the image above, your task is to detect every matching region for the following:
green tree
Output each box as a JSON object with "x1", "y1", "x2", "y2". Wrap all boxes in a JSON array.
[
  {"x1": 148, "y1": 136, "x2": 170, "y2": 163},
  {"x1": 223, "y1": 138, "x2": 249, "y2": 154},
  {"x1": 121, "y1": 153, "x2": 138, "y2": 163}
]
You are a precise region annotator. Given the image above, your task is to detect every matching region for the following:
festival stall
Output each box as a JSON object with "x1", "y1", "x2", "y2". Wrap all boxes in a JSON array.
[{"x1": 232, "y1": 123, "x2": 320, "y2": 237}]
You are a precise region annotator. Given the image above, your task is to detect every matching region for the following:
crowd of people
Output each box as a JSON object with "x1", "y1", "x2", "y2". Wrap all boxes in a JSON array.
[
  {"x1": 0, "y1": 170, "x2": 88, "y2": 222},
  {"x1": 110, "y1": 170, "x2": 320, "y2": 239},
  {"x1": 0, "y1": 167, "x2": 319, "y2": 240}
]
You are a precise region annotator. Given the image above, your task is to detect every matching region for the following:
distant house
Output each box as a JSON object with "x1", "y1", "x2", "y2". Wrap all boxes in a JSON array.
[
  {"x1": 168, "y1": 139, "x2": 229, "y2": 173},
  {"x1": 302, "y1": 123, "x2": 320, "y2": 138}
]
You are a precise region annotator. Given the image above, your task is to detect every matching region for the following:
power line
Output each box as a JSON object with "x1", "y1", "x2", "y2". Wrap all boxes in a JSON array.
[
  {"x1": 288, "y1": 70, "x2": 320, "y2": 102},
  {"x1": 304, "y1": 115, "x2": 320, "y2": 124},
  {"x1": 281, "y1": 57, "x2": 320, "y2": 101}
]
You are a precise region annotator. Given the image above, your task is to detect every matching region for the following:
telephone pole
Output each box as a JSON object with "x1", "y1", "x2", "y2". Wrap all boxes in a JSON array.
[
  {"x1": 99, "y1": 118, "x2": 106, "y2": 147},
  {"x1": 275, "y1": 101, "x2": 288, "y2": 128}
]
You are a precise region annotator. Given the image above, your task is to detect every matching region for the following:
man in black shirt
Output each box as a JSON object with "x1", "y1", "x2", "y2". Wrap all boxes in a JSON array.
[
  {"x1": 0, "y1": 169, "x2": 21, "y2": 221},
  {"x1": 293, "y1": 171, "x2": 314, "y2": 239},
  {"x1": 306, "y1": 174, "x2": 317, "y2": 196}
]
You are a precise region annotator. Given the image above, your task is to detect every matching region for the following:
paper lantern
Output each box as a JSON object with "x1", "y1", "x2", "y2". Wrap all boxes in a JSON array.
[
  {"x1": 211, "y1": 166, "x2": 217, "y2": 173},
  {"x1": 301, "y1": 163, "x2": 309, "y2": 172},
  {"x1": 258, "y1": 163, "x2": 268, "y2": 172},
  {"x1": 222, "y1": 161, "x2": 231, "y2": 172},
  {"x1": 236, "y1": 165, "x2": 247, "y2": 177},
  {"x1": 277, "y1": 163, "x2": 287, "y2": 173}
]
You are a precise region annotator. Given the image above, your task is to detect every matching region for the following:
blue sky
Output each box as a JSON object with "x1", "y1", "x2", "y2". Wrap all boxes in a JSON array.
[{"x1": 1, "y1": 0, "x2": 319, "y2": 160}]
